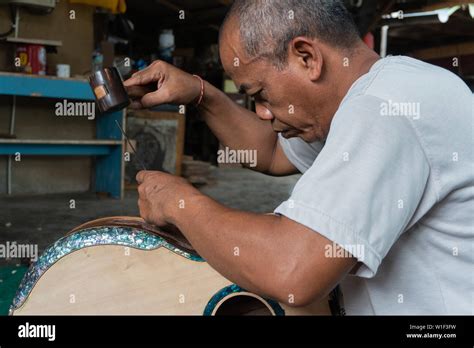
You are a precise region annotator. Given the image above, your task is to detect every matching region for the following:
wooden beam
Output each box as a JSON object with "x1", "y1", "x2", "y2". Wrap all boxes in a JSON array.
[
  {"x1": 411, "y1": 42, "x2": 474, "y2": 60},
  {"x1": 421, "y1": 1, "x2": 472, "y2": 12}
]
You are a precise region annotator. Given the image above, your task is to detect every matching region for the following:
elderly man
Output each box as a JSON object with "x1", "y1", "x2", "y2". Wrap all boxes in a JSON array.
[{"x1": 124, "y1": 0, "x2": 473, "y2": 315}]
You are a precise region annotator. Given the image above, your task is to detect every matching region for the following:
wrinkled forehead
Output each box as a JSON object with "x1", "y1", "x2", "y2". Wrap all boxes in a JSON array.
[
  {"x1": 219, "y1": 26, "x2": 264, "y2": 89},
  {"x1": 219, "y1": 26, "x2": 244, "y2": 73},
  {"x1": 219, "y1": 17, "x2": 256, "y2": 69}
]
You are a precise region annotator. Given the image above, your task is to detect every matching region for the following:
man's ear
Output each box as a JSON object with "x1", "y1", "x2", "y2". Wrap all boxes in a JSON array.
[{"x1": 288, "y1": 37, "x2": 323, "y2": 81}]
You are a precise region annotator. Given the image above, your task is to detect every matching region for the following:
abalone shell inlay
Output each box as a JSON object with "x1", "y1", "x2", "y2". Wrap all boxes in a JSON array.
[{"x1": 9, "y1": 226, "x2": 204, "y2": 315}]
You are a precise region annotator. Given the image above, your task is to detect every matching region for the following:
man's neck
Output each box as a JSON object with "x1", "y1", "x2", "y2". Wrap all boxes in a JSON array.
[
  {"x1": 334, "y1": 44, "x2": 381, "y2": 102},
  {"x1": 317, "y1": 43, "x2": 381, "y2": 139}
]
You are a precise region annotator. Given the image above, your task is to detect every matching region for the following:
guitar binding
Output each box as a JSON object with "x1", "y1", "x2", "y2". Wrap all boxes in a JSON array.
[{"x1": 9, "y1": 226, "x2": 204, "y2": 315}]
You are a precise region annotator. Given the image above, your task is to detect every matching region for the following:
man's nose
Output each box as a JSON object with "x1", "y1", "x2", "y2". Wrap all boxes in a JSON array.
[{"x1": 255, "y1": 104, "x2": 274, "y2": 121}]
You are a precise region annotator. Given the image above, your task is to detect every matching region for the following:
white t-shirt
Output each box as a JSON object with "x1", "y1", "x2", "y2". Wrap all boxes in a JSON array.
[{"x1": 275, "y1": 56, "x2": 473, "y2": 315}]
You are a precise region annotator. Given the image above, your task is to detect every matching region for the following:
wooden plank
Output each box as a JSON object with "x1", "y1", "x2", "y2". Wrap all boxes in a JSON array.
[
  {"x1": 4, "y1": 37, "x2": 62, "y2": 47},
  {"x1": 421, "y1": 1, "x2": 471, "y2": 11},
  {"x1": 411, "y1": 42, "x2": 474, "y2": 60},
  {"x1": 0, "y1": 72, "x2": 94, "y2": 100},
  {"x1": 13, "y1": 246, "x2": 231, "y2": 315},
  {"x1": 0, "y1": 143, "x2": 116, "y2": 156},
  {"x1": 95, "y1": 110, "x2": 125, "y2": 199},
  {"x1": 12, "y1": 244, "x2": 331, "y2": 315},
  {"x1": 0, "y1": 71, "x2": 87, "y2": 82},
  {"x1": 95, "y1": 144, "x2": 123, "y2": 198}
]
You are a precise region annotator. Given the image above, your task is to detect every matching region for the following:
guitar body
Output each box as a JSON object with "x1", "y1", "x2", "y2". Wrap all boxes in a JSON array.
[{"x1": 10, "y1": 217, "x2": 333, "y2": 316}]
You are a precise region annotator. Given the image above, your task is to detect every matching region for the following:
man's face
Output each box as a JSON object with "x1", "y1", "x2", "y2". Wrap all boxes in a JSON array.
[{"x1": 219, "y1": 24, "x2": 326, "y2": 143}]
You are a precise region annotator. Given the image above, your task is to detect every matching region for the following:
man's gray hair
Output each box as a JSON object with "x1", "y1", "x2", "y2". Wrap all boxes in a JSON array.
[{"x1": 222, "y1": 0, "x2": 360, "y2": 68}]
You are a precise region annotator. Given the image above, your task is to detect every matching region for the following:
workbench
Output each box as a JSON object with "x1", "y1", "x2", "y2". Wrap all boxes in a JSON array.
[{"x1": 0, "y1": 72, "x2": 125, "y2": 199}]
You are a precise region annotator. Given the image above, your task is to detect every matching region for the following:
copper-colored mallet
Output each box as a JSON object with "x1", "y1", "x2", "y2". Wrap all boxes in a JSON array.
[{"x1": 89, "y1": 67, "x2": 130, "y2": 114}]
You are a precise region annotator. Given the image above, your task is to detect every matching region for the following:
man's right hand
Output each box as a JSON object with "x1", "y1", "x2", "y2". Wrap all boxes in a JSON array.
[
  {"x1": 124, "y1": 60, "x2": 202, "y2": 109},
  {"x1": 124, "y1": 60, "x2": 298, "y2": 177}
]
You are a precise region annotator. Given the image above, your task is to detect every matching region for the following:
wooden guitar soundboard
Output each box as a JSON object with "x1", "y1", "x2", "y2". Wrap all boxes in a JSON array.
[{"x1": 10, "y1": 217, "x2": 334, "y2": 316}]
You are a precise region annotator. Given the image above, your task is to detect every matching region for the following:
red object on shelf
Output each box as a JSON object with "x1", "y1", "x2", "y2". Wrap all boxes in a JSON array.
[{"x1": 15, "y1": 44, "x2": 47, "y2": 75}]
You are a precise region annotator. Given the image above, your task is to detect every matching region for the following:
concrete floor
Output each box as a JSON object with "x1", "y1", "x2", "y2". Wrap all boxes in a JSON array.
[{"x1": 0, "y1": 168, "x2": 299, "y2": 266}]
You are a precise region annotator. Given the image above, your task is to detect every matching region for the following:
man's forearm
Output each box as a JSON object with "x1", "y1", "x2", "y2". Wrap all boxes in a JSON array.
[
  {"x1": 168, "y1": 193, "x2": 293, "y2": 302},
  {"x1": 136, "y1": 171, "x2": 357, "y2": 307},
  {"x1": 164, "y1": 192, "x2": 346, "y2": 306},
  {"x1": 198, "y1": 81, "x2": 279, "y2": 173}
]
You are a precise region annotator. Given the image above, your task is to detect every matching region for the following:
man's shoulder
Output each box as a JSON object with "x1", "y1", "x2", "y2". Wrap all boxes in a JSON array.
[
  {"x1": 338, "y1": 55, "x2": 472, "y2": 136},
  {"x1": 351, "y1": 56, "x2": 470, "y2": 102}
]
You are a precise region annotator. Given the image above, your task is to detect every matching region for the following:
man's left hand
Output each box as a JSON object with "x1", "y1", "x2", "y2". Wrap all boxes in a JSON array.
[{"x1": 136, "y1": 171, "x2": 201, "y2": 227}]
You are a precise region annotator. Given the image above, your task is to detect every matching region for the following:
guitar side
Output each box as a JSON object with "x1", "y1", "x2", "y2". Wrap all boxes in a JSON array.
[{"x1": 10, "y1": 221, "x2": 331, "y2": 316}]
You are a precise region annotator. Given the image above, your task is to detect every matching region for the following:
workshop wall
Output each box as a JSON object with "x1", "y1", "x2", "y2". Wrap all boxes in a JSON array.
[{"x1": 0, "y1": 1, "x2": 95, "y2": 195}]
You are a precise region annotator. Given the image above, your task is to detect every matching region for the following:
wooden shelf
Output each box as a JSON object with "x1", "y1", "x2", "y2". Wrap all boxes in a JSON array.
[
  {"x1": 3, "y1": 37, "x2": 62, "y2": 47},
  {"x1": 0, "y1": 139, "x2": 122, "y2": 145},
  {"x1": 0, "y1": 139, "x2": 122, "y2": 156},
  {"x1": 0, "y1": 72, "x2": 93, "y2": 100},
  {"x1": 0, "y1": 73, "x2": 125, "y2": 199},
  {"x1": 0, "y1": 72, "x2": 87, "y2": 82}
]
